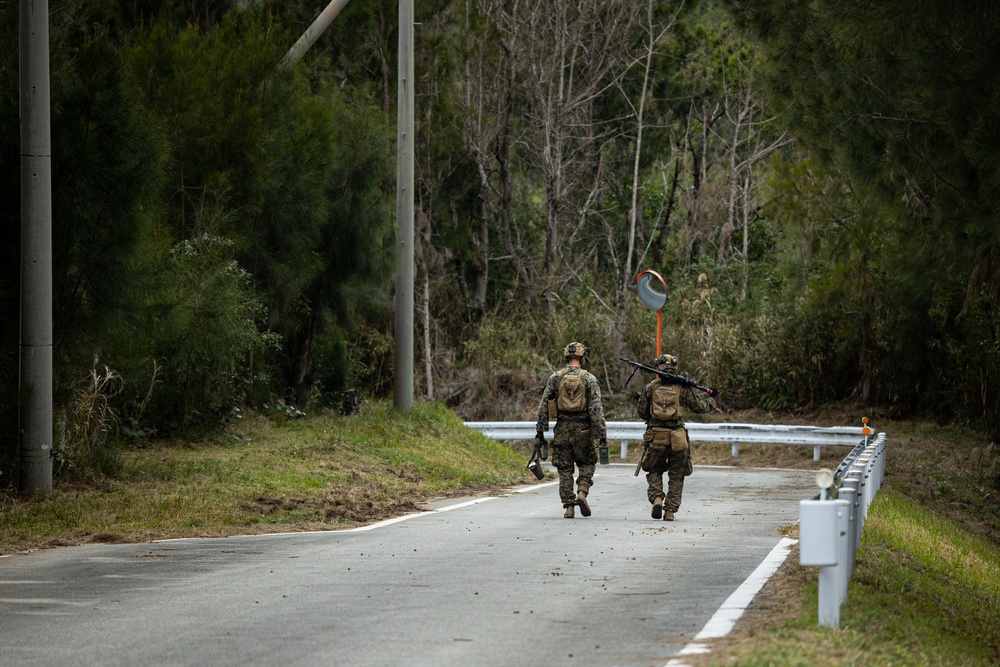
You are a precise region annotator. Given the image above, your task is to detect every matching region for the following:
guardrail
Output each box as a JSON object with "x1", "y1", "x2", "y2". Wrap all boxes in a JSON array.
[
  {"x1": 464, "y1": 421, "x2": 866, "y2": 461},
  {"x1": 799, "y1": 430, "x2": 887, "y2": 627}
]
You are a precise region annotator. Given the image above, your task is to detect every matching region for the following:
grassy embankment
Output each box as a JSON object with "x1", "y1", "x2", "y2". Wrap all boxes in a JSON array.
[
  {"x1": 0, "y1": 401, "x2": 532, "y2": 554},
  {"x1": 1, "y1": 402, "x2": 998, "y2": 665},
  {"x1": 683, "y1": 418, "x2": 1000, "y2": 667}
]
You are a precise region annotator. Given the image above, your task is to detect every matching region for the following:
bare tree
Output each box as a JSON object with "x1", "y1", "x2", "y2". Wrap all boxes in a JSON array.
[
  {"x1": 517, "y1": 0, "x2": 643, "y2": 277},
  {"x1": 461, "y1": 0, "x2": 530, "y2": 302},
  {"x1": 710, "y1": 43, "x2": 790, "y2": 298},
  {"x1": 613, "y1": 0, "x2": 684, "y2": 358}
]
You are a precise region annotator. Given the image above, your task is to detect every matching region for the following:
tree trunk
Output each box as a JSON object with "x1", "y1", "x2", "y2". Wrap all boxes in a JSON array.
[{"x1": 422, "y1": 267, "x2": 434, "y2": 400}]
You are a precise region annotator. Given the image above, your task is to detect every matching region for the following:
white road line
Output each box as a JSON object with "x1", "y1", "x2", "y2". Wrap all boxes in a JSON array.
[{"x1": 665, "y1": 537, "x2": 798, "y2": 667}]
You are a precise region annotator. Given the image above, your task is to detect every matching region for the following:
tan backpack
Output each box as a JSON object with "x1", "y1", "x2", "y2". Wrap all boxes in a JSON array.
[
  {"x1": 650, "y1": 380, "x2": 682, "y2": 421},
  {"x1": 556, "y1": 370, "x2": 588, "y2": 413}
]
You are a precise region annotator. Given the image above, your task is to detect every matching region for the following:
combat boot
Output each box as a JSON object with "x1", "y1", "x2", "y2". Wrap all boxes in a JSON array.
[
  {"x1": 576, "y1": 491, "x2": 591, "y2": 517},
  {"x1": 651, "y1": 497, "x2": 663, "y2": 520},
  {"x1": 564, "y1": 504, "x2": 575, "y2": 519},
  {"x1": 663, "y1": 511, "x2": 675, "y2": 521}
]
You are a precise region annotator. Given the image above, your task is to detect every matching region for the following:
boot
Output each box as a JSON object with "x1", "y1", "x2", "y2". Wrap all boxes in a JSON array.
[
  {"x1": 564, "y1": 504, "x2": 575, "y2": 519},
  {"x1": 651, "y1": 497, "x2": 663, "y2": 520},
  {"x1": 663, "y1": 511, "x2": 675, "y2": 521},
  {"x1": 576, "y1": 491, "x2": 591, "y2": 517}
]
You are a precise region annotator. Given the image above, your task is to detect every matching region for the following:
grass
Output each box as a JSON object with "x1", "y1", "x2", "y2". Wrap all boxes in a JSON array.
[
  {"x1": 0, "y1": 400, "x2": 533, "y2": 553},
  {"x1": 677, "y1": 415, "x2": 1000, "y2": 667}
]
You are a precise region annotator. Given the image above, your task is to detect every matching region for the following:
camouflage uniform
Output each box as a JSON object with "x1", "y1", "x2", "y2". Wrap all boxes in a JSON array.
[
  {"x1": 637, "y1": 356, "x2": 715, "y2": 520},
  {"x1": 535, "y1": 359, "x2": 607, "y2": 516}
]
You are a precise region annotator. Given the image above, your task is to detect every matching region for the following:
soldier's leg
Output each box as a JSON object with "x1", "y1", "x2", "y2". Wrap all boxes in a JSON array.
[
  {"x1": 567, "y1": 426, "x2": 596, "y2": 495},
  {"x1": 664, "y1": 450, "x2": 688, "y2": 514},
  {"x1": 576, "y1": 461, "x2": 596, "y2": 495},
  {"x1": 645, "y1": 448, "x2": 667, "y2": 503},
  {"x1": 551, "y1": 425, "x2": 577, "y2": 508},
  {"x1": 553, "y1": 459, "x2": 577, "y2": 506},
  {"x1": 644, "y1": 447, "x2": 667, "y2": 518},
  {"x1": 570, "y1": 428, "x2": 597, "y2": 516}
]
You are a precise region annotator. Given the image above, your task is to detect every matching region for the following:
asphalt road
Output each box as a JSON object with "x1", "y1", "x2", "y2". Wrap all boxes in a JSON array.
[{"x1": 0, "y1": 464, "x2": 812, "y2": 667}]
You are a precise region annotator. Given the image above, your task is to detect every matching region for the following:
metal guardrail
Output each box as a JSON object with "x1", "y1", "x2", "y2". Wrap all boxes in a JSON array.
[
  {"x1": 799, "y1": 431, "x2": 887, "y2": 627},
  {"x1": 464, "y1": 421, "x2": 865, "y2": 461}
]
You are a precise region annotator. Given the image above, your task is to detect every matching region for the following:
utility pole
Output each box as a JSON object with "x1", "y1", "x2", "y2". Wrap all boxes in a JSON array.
[
  {"x1": 19, "y1": 0, "x2": 54, "y2": 493},
  {"x1": 393, "y1": 0, "x2": 414, "y2": 412},
  {"x1": 278, "y1": 0, "x2": 351, "y2": 71}
]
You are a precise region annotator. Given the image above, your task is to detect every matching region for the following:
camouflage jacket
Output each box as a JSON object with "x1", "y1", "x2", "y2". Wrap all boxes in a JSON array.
[
  {"x1": 637, "y1": 379, "x2": 715, "y2": 428},
  {"x1": 535, "y1": 366, "x2": 607, "y2": 441}
]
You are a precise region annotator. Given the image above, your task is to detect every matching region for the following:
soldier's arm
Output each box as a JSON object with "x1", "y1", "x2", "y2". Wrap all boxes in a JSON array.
[
  {"x1": 682, "y1": 385, "x2": 716, "y2": 414},
  {"x1": 636, "y1": 384, "x2": 652, "y2": 421},
  {"x1": 535, "y1": 374, "x2": 559, "y2": 433},
  {"x1": 585, "y1": 374, "x2": 607, "y2": 441}
]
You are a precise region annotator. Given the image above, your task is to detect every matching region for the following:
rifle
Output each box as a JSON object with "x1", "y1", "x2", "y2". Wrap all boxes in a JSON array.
[
  {"x1": 634, "y1": 443, "x2": 648, "y2": 477},
  {"x1": 619, "y1": 356, "x2": 718, "y2": 398}
]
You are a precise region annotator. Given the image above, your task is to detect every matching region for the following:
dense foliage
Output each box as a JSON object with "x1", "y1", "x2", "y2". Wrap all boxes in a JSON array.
[
  {"x1": 3, "y1": 0, "x2": 999, "y2": 485},
  {"x1": 723, "y1": 0, "x2": 1000, "y2": 429}
]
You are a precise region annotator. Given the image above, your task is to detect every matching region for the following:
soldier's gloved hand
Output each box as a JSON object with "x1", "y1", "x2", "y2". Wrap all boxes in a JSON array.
[{"x1": 535, "y1": 432, "x2": 548, "y2": 460}]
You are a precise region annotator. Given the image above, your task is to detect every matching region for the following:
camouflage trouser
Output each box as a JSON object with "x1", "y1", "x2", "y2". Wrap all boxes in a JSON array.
[
  {"x1": 551, "y1": 419, "x2": 597, "y2": 506},
  {"x1": 642, "y1": 435, "x2": 692, "y2": 513}
]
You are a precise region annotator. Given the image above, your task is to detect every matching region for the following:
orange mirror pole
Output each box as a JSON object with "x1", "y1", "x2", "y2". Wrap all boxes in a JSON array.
[{"x1": 656, "y1": 310, "x2": 662, "y2": 356}]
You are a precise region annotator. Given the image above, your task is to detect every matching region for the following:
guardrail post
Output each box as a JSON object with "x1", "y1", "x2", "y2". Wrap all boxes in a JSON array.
[
  {"x1": 620, "y1": 441, "x2": 628, "y2": 460},
  {"x1": 800, "y1": 497, "x2": 850, "y2": 628},
  {"x1": 853, "y1": 460, "x2": 870, "y2": 530},
  {"x1": 839, "y1": 478, "x2": 861, "y2": 579}
]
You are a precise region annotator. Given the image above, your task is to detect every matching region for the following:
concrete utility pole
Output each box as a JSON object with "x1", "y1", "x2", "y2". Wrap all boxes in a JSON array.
[
  {"x1": 393, "y1": 0, "x2": 415, "y2": 412},
  {"x1": 278, "y1": 0, "x2": 352, "y2": 71},
  {"x1": 19, "y1": 0, "x2": 54, "y2": 494}
]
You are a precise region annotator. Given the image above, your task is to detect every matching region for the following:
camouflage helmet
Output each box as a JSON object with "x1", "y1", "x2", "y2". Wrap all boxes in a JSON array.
[
  {"x1": 654, "y1": 353, "x2": 678, "y2": 371},
  {"x1": 563, "y1": 341, "x2": 589, "y2": 361}
]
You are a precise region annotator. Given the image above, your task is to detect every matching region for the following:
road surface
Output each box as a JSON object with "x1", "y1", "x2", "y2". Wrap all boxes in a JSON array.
[{"x1": 0, "y1": 464, "x2": 812, "y2": 667}]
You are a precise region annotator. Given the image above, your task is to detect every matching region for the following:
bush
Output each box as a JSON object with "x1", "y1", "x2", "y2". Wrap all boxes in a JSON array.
[{"x1": 53, "y1": 360, "x2": 125, "y2": 479}]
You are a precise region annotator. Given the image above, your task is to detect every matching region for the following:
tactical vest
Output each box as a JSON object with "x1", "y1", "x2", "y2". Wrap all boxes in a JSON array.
[
  {"x1": 650, "y1": 380, "x2": 683, "y2": 421},
  {"x1": 557, "y1": 369, "x2": 587, "y2": 414}
]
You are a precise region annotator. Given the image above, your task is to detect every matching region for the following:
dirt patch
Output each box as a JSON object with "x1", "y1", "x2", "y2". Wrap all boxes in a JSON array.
[
  {"x1": 241, "y1": 487, "x2": 422, "y2": 525},
  {"x1": 239, "y1": 482, "x2": 509, "y2": 529},
  {"x1": 39, "y1": 531, "x2": 128, "y2": 549}
]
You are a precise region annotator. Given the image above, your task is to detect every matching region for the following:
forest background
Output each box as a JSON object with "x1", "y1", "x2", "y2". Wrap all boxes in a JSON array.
[{"x1": 2, "y1": 0, "x2": 999, "y2": 482}]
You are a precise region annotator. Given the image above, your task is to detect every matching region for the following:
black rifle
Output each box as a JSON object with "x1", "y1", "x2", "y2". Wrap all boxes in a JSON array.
[
  {"x1": 619, "y1": 356, "x2": 718, "y2": 398},
  {"x1": 634, "y1": 443, "x2": 648, "y2": 477}
]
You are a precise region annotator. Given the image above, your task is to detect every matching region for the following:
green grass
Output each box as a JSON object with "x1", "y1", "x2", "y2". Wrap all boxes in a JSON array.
[
  {"x1": 683, "y1": 415, "x2": 1000, "y2": 667},
  {"x1": 0, "y1": 400, "x2": 534, "y2": 553},
  {"x1": 691, "y1": 490, "x2": 1000, "y2": 666},
  {"x1": 844, "y1": 492, "x2": 1000, "y2": 663}
]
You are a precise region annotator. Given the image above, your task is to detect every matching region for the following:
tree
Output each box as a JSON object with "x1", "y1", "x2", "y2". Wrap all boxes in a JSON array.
[
  {"x1": 517, "y1": 0, "x2": 643, "y2": 278},
  {"x1": 725, "y1": 0, "x2": 1000, "y2": 427},
  {"x1": 1, "y1": 6, "x2": 170, "y2": 458}
]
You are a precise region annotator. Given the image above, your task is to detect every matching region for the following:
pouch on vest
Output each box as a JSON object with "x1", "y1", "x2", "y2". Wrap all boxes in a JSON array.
[
  {"x1": 670, "y1": 428, "x2": 689, "y2": 452},
  {"x1": 650, "y1": 382, "x2": 682, "y2": 421},
  {"x1": 547, "y1": 399, "x2": 558, "y2": 420},
  {"x1": 645, "y1": 427, "x2": 673, "y2": 449},
  {"x1": 557, "y1": 372, "x2": 587, "y2": 413}
]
